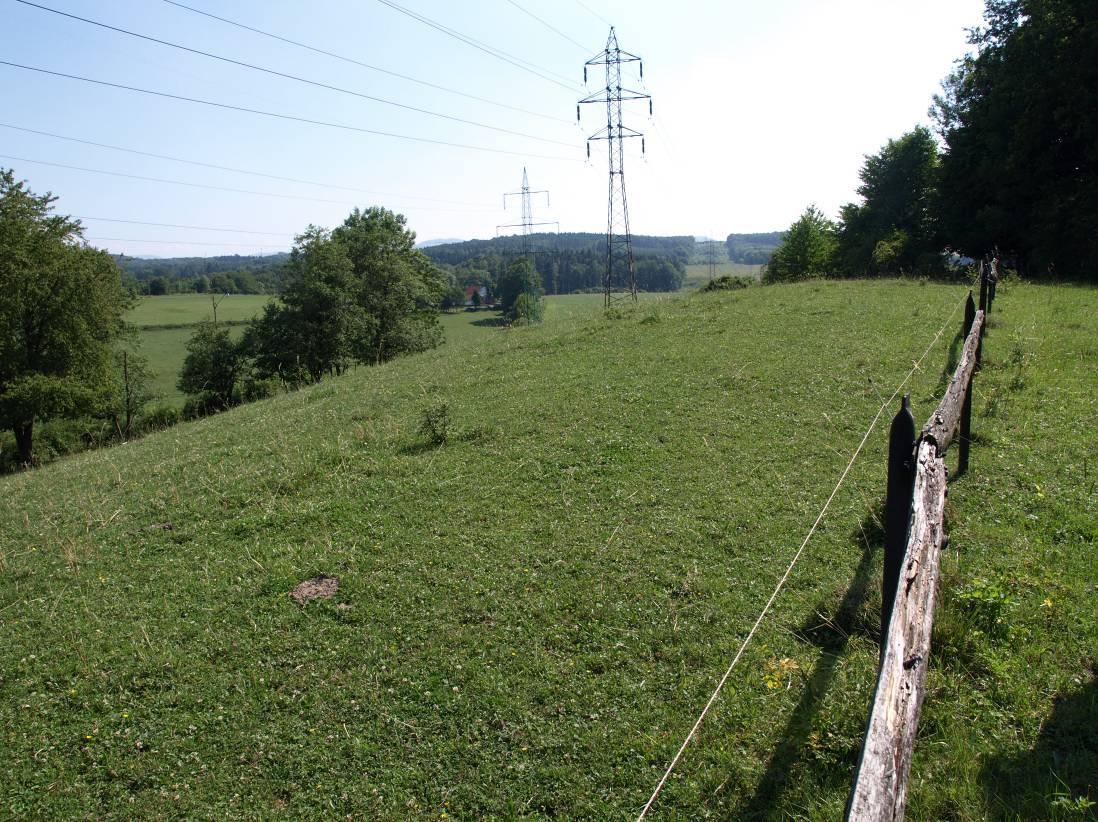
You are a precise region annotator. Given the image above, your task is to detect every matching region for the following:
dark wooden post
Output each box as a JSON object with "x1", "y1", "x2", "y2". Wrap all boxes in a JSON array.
[
  {"x1": 958, "y1": 293, "x2": 976, "y2": 475},
  {"x1": 978, "y1": 260, "x2": 988, "y2": 313},
  {"x1": 988, "y1": 259, "x2": 997, "y2": 316},
  {"x1": 881, "y1": 395, "x2": 916, "y2": 654}
]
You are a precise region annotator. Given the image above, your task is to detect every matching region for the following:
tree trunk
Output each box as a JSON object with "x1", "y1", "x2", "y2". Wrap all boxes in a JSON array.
[{"x1": 14, "y1": 421, "x2": 33, "y2": 466}]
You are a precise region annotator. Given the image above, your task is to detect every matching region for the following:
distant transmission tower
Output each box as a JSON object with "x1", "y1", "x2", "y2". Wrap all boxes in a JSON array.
[
  {"x1": 497, "y1": 167, "x2": 556, "y2": 258},
  {"x1": 707, "y1": 237, "x2": 719, "y2": 281},
  {"x1": 579, "y1": 27, "x2": 651, "y2": 307}
]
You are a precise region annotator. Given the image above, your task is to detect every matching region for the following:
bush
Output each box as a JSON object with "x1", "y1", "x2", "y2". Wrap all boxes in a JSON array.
[
  {"x1": 510, "y1": 292, "x2": 544, "y2": 324},
  {"x1": 418, "y1": 401, "x2": 451, "y2": 446},
  {"x1": 701, "y1": 275, "x2": 753, "y2": 293}
]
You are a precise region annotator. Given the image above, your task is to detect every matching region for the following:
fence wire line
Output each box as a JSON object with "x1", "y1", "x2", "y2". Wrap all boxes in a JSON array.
[{"x1": 636, "y1": 293, "x2": 967, "y2": 820}]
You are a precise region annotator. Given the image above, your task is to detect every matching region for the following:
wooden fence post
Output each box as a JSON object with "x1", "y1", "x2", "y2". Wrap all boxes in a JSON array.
[
  {"x1": 881, "y1": 395, "x2": 916, "y2": 653},
  {"x1": 988, "y1": 258, "x2": 998, "y2": 316},
  {"x1": 978, "y1": 260, "x2": 988, "y2": 314},
  {"x1": 958, "y1": 293, "x2": 976, "y2": 475}
]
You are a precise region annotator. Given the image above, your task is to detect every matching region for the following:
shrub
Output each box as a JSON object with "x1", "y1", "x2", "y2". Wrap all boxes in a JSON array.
[
  {"x1": 418, "y1": 401, "x2": 451, "y2": 446},
  {"x1": 701, "y1": 275, "x2": 753, "y2": 292}
]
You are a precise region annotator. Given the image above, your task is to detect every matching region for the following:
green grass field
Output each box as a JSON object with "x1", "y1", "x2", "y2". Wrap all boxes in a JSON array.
[{"x1": 2, "y1": 280, "x2": 1094, "y2": 818}]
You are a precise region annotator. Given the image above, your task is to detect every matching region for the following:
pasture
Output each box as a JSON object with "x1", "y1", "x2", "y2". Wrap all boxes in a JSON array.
[{"x1": 2, "y1": 280, "x2": 1094, "y2": 818}]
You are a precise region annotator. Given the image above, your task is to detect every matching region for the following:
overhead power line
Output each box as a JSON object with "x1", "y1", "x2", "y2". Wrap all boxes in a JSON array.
[
  {"x1": 76, "y1": 216, "x2": 295, "y2": 237},
  {"x1": 86, "y1": 236, "x2": 288, "y2": 249},
  {"x1": 375, "y1": 0, "x2": 580, "y2": 92},
  {"x1": 0, "y1": 154, "x2": 495, "y2": 213},
  {"x1": 0, "y1": 61, "x2": 580, "y2": 162},
  {"x1": 15, "y1": 0, "x2": 572, "y2": 147},
  {"x1": 573, "y1": 0, "x2": 612, "y2": 28},
  {"x1": 503, "y1": 0, "x2": 592, "y2": 54},
  {"x1": 0, "y1": 123, "x2": 493, "y2": 206},
  {"x1": 160, "y1": 0, "x2": 569, "y2": 124}
]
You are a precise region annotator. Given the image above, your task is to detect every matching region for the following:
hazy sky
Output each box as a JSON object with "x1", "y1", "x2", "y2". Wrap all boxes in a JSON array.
[{"x1": 1, "y1": 0, "x2": 986, "y2": 256}]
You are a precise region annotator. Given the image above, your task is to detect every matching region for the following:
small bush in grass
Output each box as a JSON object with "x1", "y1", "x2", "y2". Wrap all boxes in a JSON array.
[
  {"x1": 955, "y1": 576, "x2": 1013, "y2": 639},
  {"x1": 418, "y1": 401, "x2": 451, "y2": 446},
  {"x1": 701, "y1": 275, "x2": 754, "y2": 293}
]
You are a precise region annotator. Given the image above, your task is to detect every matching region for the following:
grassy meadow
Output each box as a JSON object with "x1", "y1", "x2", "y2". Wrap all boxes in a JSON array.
[{"x1": 2, "y1": 280, "x2": 1094, "y2": 818}]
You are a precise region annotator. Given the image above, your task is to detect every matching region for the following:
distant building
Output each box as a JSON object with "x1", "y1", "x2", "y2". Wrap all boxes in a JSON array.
[{"x1": 464, "y1": 285, "x2": 490, "y2": 306}]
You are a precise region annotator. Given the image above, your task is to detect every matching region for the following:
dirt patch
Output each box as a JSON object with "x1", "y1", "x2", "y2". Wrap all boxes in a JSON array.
[{"x1": 290, "y1": 575, "x2": 339, "y2": 606}]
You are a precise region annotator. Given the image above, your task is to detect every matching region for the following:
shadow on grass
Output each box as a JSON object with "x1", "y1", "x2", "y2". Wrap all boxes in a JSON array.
[
  {"x1": 981, "y1": 666, "x2": 1098, "y2": 819},
  {"x1": 471, "y1": 316, "x2": 510, "y2": 328},
  {"x1": 732, "y1": 505, "x2": 885, "y2": 819},
  {"x1": 935, "y1": 325, "x2": 966, "y2": 397}
]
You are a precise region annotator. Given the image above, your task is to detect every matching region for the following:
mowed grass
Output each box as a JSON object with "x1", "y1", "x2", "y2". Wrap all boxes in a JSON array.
[{"x1": 1, "y1": 280, "x2": 1094, "y2": 818}]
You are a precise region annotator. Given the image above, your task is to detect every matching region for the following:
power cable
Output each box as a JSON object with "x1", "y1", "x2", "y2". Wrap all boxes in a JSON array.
[
  {"x1": 15, "y1": 0, "x2": 573, "y2": 147},
  {"x1": 76, "y1": 216, "x2": 295, "y2": 237},
  {"x1": 0, "y1": 154, "x2": 495, "y2": 213},
  {"x1": 574, "y1": 0, "x2": 612, "y2": 29},
  {"x1": 375, "y1": 0, "x2": 580, "y2": 92},
  {"x1": 0, "y1": 61, "x2": 580, "y2": 162},
  {"x1": 502, "y1": 0, "x2": 592, "y2": 54},
  {"x1": 636, "y1": 293, "x2": 968, "y2": 819},
  {"x1": 86, "y1": 236, "x2": 288, "y2": 249},
  {"x1": 160, "y1": 0, "x2": 569, "y2": 124},
  {"x1": 0, "y1": 123, "x2": 493, "y2": 206}
]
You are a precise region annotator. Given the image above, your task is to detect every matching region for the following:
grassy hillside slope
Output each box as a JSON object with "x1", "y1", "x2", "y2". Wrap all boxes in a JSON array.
[{"x1": 2, "y1": 281, "x2": 1094, "y2": 818}]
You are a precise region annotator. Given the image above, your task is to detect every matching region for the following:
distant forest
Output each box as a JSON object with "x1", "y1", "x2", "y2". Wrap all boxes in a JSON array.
[
  {"x1": 118, "y1": 253, "x2": 289, "y2": 295},
  {"x1": 725, "y1": 232, "x2": 783, "y2": 264},
  {"x1": 422, "y1": 232, "x2": 693, "y2": 294}
]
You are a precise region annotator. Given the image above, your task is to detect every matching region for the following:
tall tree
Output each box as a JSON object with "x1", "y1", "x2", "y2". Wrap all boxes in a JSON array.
[
  {"x1": 933, "y1": 0, "x2": 1097, "y2": 277},
  {"x1": 178, "y1": 320, "x2": 242, "y2": 414},
  {"x1": 247, "y1": 226, "x2": 366, "y2": 384},
  {"x1": 495, "y1": 256, "x2": 543, "y2": 315},
  {"x1": 0, "y1": 169, "x2": 128, "y2": 465},
  {"x1": 332, "y1": 207, "x2": 446, "y2": 364},
  {"x1": 764, "y1": 205, "x2": 838, "y2": 282},
  {"x1": 836, "y1": 127, "x2": 941, "y2": 275}
]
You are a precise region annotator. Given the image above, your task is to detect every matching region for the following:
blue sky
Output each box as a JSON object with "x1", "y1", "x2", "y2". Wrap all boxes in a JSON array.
[{"x1": 1, "y1": 0, "x2": 985, "y2": 256}]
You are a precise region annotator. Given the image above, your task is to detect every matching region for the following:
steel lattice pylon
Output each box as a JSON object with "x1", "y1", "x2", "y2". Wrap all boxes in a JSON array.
[
  {"x1": 579, "y1": 27, "x2": 651, "y2": 308},
  {"x1": 497, "y1": 167, "x2": 556, "y2": 259}
]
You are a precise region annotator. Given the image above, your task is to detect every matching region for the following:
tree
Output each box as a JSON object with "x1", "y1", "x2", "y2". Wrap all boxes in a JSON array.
[
  {"x1": 178, "y1": 320, "x2": 242, "y2": 414},
  {"x1": 332, "y1": 207, "x2": 446, "y2": 364},
  {"x1": 932, "y1": 0, "x2": 1097, "y2": 277},
  {"x1": 104, "y1": 345, "x2": 156, "y2": 439},
  {"x1": 763, "y1": 205, "x2": 838, "y2": 282},
  {"x1": 246, "y1": 226, "x2": 366, "y2": 385},
  {"x1": 495, "y1": 256, "x2": 543, "y2": 315},
  {"x1": 836, "y1": 127, "x2": 941, "y2": 275},
  {"x1": 0, "y1": 169, "x2": 128, "y2": 465}
]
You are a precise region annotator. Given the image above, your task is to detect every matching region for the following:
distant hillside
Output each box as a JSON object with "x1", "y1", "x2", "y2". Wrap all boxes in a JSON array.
[
  {"x1": 416, "y1": 238, "x2": 465, "y2": 248},
  {"x1": 725, "y1": 232, "x2": 783, "y2": 264}
]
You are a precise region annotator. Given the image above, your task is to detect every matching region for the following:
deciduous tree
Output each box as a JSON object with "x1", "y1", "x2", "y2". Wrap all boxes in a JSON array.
[{"x1": 0, "y1": 169, "x2": 128, "y2": 465}]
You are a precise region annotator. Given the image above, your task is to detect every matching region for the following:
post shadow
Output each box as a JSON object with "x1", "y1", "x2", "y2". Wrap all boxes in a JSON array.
[
  {"x1": 732, "y1": 505, "x2": 885, "y2": 819},
  {"x1": 981, "y1": 666, "x2": 1097, "y2": 818}
]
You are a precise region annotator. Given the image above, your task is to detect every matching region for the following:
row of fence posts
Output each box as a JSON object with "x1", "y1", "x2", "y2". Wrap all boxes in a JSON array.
[{"x1": 847, "y1": 259, "x2": 997, "y2": 820}]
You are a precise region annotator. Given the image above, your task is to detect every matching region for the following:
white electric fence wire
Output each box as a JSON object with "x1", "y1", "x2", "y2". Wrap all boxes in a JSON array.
[{"x1": 636, "y1": 293, "x2": 967, "y2": 820}]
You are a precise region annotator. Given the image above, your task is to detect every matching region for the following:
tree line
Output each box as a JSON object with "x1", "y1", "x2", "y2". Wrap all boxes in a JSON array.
[
  {"x1": 766, "y1": 0, "x2": 1096, "y2": 282},
  {"x1": 119, "y1": 254, "x2": 289, "y2": 295}
]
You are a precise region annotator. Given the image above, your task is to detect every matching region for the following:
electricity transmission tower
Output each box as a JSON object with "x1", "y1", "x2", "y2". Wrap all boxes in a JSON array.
[
  {"x1": 707, "y1": 238, "x2": 719, "y2": 281},
  {"x1": 578, "y1": 27, "x2": 651, "y2": 307},
  {"x1": 497, "y1": 167, "x2": 556, "y2": 258}
]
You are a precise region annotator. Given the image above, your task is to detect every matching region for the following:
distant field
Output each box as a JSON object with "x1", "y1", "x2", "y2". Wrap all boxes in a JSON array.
[
  {"x1": 128, "y1": 294, "x2": 272, "y2": 329},
  {"x1": 684, "y1": 262, "x2": 764, "y2": 289},
  {"x1": 127, "y1": 296, "x2": 271, "y2": 407}
]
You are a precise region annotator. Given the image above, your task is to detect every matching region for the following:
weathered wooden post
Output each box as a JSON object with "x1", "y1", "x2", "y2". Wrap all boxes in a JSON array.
[
  {"x1": 988, "y1": 258, "x2": 998, "y2": 316},
  {"x1": 881, "y1": 395, "x2": 916, "y2": 654},
  {"x1": 978, "y1": 260, "x2": 988, "y2": 313},
  {"x1": 958, "y1": 292, "x2": 976, "y2": 475}
]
